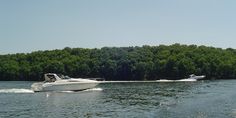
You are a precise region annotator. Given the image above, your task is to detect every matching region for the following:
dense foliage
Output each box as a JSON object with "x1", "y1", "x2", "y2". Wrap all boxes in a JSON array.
[{"x1": 1, "y1": 44, "x2": 236, "y2": 81}]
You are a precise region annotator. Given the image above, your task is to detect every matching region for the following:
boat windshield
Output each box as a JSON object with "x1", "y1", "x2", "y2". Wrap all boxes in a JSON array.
[
  {"x1": 57, "y1": 74, "x2": 70, "y2": 79},
  {"x1": 45, "y1": 75, "x2": 56, "y2": 82},
  {"x1": 63, "y1": 76, "x2": 70, "y2": 79}
]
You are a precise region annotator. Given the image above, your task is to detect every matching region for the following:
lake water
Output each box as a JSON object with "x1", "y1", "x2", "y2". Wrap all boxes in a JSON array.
[{"x1": 0, "y1": 80, "x2": 236, "y2": 118}]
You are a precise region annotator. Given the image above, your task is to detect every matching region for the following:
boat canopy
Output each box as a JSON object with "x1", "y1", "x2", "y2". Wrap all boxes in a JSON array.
[{"x1": 44, "y1": 73, "x2": 62, "y2": 82}]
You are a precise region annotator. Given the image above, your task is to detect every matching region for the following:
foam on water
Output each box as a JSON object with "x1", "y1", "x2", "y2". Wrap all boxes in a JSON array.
[
  {"x1": 156, "y1": 79, "x2": 197, "y2": 82},
  {"x1": 0, "y1": 88, "x2": 34, "y2": 93},
  {"x1": 60, "y1": 91, "x2": 75, "y2": 93},
  {"x1": 0, "y1": 87, "x2": 103, "y2": 93},
  {"x1": 59, "y1": 88, "x2": 103, "y2": 93},
  {"x1": 84, "y1": 88, "x2": 103, "y2": 91}
]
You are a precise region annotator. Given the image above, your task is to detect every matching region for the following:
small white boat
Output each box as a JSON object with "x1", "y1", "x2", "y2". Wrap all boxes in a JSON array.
[
  {"x1": 188, "y1": 74, "x2": 205, "y2": 80},
  {"x1": 156, "y1": 74, "x2": 205, "y2": 82},
  {"x1": 31, "y1": 73, "x2": 100, "y2": 92}
]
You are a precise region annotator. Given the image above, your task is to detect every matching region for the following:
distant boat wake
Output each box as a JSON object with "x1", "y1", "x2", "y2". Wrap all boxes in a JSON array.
[
  {"x1": 156, "y1": 74, "x2": 205, "y2": 82},
  {"x1": 0, "y1": 88, "x2": 35, "y2": 93},
  {"x1": 156, "y1": 79, "x2": 197, "y2": 82}
]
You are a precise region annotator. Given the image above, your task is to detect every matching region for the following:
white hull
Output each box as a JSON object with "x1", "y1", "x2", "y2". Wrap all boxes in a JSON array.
[
  {"x1": 189, "y1": 75, "x2": 205, "y2": 80},
  {"x1": 31, "y1": 73, "x2": 100, "y2": 92},
  {"x1": 32, "y1": 82, "x2": 98, "y2": 92}
]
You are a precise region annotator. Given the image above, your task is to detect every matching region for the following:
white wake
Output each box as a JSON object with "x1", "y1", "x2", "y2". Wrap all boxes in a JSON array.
[
  {"x1": 156, "y1": 79, "x2": 197, "y2": 82},
  {"x1": 0, "y1": 88, "x2": 103, "y2": 93},
  {"x1": 0, "y1": 88, "x2": 34, "y2": 93},
  {"x1": 84, "y1": 88, "x2": 103, "y2": 91},
  {"x1": 60, "y1": 88, "x2": 103, "y2": 93}
]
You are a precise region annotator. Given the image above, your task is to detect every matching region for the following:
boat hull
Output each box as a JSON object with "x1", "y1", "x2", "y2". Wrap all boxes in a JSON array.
[{"x1": 32, "y1": 82, "x2": 99, "y2": 92}]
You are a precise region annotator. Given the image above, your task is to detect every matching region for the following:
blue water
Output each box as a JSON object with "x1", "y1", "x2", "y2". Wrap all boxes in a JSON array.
[{"x1": 0, "y1": 80, "x2": 236, "y2": 118}]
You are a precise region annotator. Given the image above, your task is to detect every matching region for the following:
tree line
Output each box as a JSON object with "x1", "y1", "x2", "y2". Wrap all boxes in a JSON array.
[{"x1": 1, "y1": 44, "x2": 236, "y2": 81}]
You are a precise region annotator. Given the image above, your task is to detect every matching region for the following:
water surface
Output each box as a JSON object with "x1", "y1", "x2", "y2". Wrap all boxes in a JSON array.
[{"x1": 0, "y1": 80, "x2": 236, "y2": 118}]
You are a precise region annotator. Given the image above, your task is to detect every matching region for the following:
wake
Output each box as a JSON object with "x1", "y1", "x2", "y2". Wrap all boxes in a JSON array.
[
  {"x1": 84, "y1": 88, "x2": 103, "y2": 91},
  {"x1": 0, "y1": 88, "x2": 103, "y2": 93},
  {"x1": 61, "y1": 88, "x2": 103, "y2": 93},
  {"x1": 0, "y1": 88, "x2": 34, "y2": 93}
]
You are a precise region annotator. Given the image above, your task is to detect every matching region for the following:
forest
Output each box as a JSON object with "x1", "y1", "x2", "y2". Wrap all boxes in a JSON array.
[{"x1": 1, "y1": 44, "x2": 236, "y2": 81}]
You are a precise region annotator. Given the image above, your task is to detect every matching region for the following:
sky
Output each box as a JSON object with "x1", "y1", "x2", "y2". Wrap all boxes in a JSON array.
[{"x1": 1, "y1": 0, "x2": 236, "y2": 54}]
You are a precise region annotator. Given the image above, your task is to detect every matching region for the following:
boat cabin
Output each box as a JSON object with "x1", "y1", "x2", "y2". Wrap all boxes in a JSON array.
[{"x1": 44, "y1": 73, "x2": 62, "y2": 82}]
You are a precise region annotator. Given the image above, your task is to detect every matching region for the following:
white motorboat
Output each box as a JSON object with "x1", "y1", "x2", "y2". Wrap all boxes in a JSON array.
[
  {"x1": 31, "y1": 73, "x2": 100, "y2": 92},
  {"x1": 156, "y1": 74, "x2": 205, "y2": 82},
  {"x1": 188, "y1": 74, "x2": 205, "y2": 80}
]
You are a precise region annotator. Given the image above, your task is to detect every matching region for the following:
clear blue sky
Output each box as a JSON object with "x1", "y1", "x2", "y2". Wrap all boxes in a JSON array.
[{"x1": 1, "y1": 0, "x2": 236, "y2": 54}]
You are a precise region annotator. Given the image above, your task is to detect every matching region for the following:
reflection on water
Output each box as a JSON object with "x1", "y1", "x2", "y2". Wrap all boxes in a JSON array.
[{"x1": 0, "y1": 80, "x2": 236, "y2": 118}]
